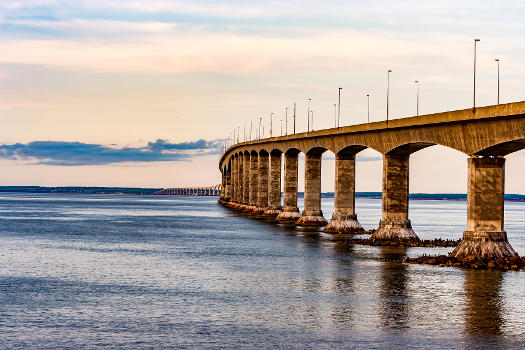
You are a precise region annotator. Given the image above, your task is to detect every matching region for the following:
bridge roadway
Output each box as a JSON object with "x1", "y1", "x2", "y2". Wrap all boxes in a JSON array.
[{"x1": 218, "y1": 102, "x2": 525, "y2": 259}]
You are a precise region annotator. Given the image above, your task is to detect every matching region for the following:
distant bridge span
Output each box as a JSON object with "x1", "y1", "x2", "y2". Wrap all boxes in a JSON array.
[
  {"x1": 154, "y1": 184, "x2": 221, "y2": 196},
  {"x1": 218, "y1": 102, "x2": 525, "y2": 259}
]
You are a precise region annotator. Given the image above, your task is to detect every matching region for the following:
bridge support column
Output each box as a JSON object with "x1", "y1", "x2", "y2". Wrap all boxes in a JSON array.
[
  {"x1": 450, "y1": 156, "x2": 517, "y2": 259},
  {"x1": 233, "y1": 155, "x2": 245, "y2": 209},
  {"x1": 264, "y1": 151, "x2": 282, "y2": 218},
  {"x1": 243, "y1": 153, "x2": 250, "y2": 206},
  {"x1": 226, "y1": 158, "x2": 236, "y2": 206},
  {"x1": 254, "y1": 152, "x2": 269, "y2": 214},
  {"x1": 224, "y1": 168, "x2": 231, "y2": 203},
  {"x1": 245, "y1": 153, "x2": 259, "y2": 212},
  {"x1": 324, "y1": 154, "x2": 364, "y2": 234},
  {"x1": 371, "y1": 154, "x2": 420, "y2": 242},
  {"x1": 276, "y1": 152, "x2": 301, "y2": 222},
  {"x1": 296, "y1": 152, "x2": 328, "y2": 227}
]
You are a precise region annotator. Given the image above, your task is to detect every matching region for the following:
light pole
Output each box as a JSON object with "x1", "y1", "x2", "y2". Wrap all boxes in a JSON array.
[
  {"x1": 307, "y1": 98, "x2": 311, "y2": 132},
  {"x1": 495, "y1": 58, "x2": 500, "y2": 104},
  {"x1": 415, "y1": 80, "x2": 420, "y2": 116},
  {"x1": 243, "y1": 123, "x2": 246, "y2": 142},
  {"x1": 387, "y1": 69, "x2": 392, "y2": 126},
  {"x1": 366, "y1": 93, "x2": 370, "y2": 123},
  {"x1": 473, "y1": 38, "x2": 480, "y2": 108},
  {"x1": 293, "y1": 103, "x2": 296, "y2": 134},
  {"x1": 258, "y1": 117, "x2": 262, "y2": 140},
  {"x1": 310, "y1": 110, "x2": 314, "y2": 131},
  {"x1": 250, "y1": 121, "x2": 253, "y2": 141},
  {"x1": 337, "y1": 87, "x2": 342, "y2": 127},
  {"x1": 233, "y1": 129, "x2": 236, "y2": 144},
  {"x1": 270, "y1": 112, "x2": 273, "y2": 137},
  {"x1": 334, "y1": 103, "x2": 337, "y2": 128},
  {"x1": 280, "y1": 119, "x2": 283, "y2": 136},
  {"x1": 285, "y1": 107, "x2": 288, "y2": 135},
  {"x1": 237, "y1": 127, "x2": 240, "y2": 143}
]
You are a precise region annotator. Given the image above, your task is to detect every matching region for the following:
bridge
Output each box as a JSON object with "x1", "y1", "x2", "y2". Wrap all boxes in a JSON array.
[
  {"x1": 154, "y1": 184, "x2": 221, "y2": 196},
  {"x1": 218, "y1": 102, "x2": 525, "y2": 259}
]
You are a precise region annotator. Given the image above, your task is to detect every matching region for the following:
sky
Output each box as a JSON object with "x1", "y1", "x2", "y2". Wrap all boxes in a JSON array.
[{"x1": 0, "y1": 0, "x2": 524, "y2": 193}]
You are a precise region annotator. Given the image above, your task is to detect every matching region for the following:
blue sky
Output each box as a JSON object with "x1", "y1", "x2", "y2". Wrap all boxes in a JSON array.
[{"x1": 0, "y1": 0, "x2": 523, "y2": 191}]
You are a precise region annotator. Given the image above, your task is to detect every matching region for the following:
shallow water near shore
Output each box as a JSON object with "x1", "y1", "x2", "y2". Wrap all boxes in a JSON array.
[{"x1": 1, "y1": 193, "x2": 524, "y2": 350}]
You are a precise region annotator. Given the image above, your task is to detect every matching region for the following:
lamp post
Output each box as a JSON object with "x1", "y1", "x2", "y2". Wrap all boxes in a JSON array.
[
  {"x1": 310, "y1": 110, "x2": 314, "y2": 131},
  {"x1": 280, "y1": 119, "x2": 283, "y2": 136},
  {"x1": 415, "y1": 80, "x2": 420, "y2": 116},
  {"x1": 243, "y1": 123, "x2": 246, "y2": 142},
  {"x1": 366, "y1": 93, "x2": 370, "y2": 123},
  {"x1": 495, "y1": 58, "x2": 500, "y2": 104},
  {"x1": 337, "y1": 87, "x2": 342, "y2": 127},
  {"x1": 250, "y1": 121, "x2": 253, "y2": 141},
  {"x1": 307, "y1": 98, "x2": 311, "y2": 132},
  {"x1": 293, "y1": 103, "x2": 296, "y2": 134},
  {"x1": 233, "y1": 130, "x2": 236, "y2": 144},
  {"x1": 285, "y1": 107, "x2": 288, "y2": 135},
  {"x1": 237, "y1": 127, "x2": 240, "y2": 143},
  {"x1": 387, "y1": 69, "x2": 392, "y2": 126},
  {"x1": 334, "y1": 103, "x2": 337, "y2": 128},
  {"x1": 258, "y1": 117, "x2": 262, "y2": 140},
  {"x1": 473, "y1": 38, "x2": 480, "y2": 108},
  {"x1": 270, "y1": 112, "x2": 273, "y2": 137}
]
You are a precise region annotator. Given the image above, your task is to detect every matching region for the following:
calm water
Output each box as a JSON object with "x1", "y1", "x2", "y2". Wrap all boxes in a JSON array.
[{"x1": 0, "y1": 193, "x2": 524, "y2": 350}]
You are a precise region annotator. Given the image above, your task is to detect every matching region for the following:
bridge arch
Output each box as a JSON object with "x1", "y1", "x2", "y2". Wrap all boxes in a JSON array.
[{"x1": 473, "y1": 139, "x2": 525, "y2": 156}]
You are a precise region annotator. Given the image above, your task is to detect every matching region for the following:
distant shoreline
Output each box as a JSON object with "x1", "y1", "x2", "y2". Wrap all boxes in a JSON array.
[{"x1": 0, "y1": 186, "x2": 523, "y2": 202}]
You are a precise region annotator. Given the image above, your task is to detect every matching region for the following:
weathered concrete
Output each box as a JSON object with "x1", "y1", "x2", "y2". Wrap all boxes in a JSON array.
[
  {"x1": 245, "y1": 152, "x2": 259, "y2": 212},
  {"x1": 254, "y1": 152, "x2": 269, "y2": 215},
  {"x1": 370, "y1": 154, "x2": 420, "y2": 242},
  {"x1": 450, "y1": 157, "x2": 517, "y2": 258},
  {"x1": 276, "y1": 151, "x2": 301, "y2": 222},
  {"x1": 324, "y1": 153, "x2": 364, "y2": 233},
  {"x1": 224, "y1": 167, "x2": 231, "y2": 203},
  {"x1": 243, "y1": 152, "x2": 250, "y2": 204},
  {"x1": 296, "y1": 150, "x2": 328, "y2": 226},
  {"x1": 227, "y1": 156, "x2": 237, "y2": 207},
  {"x1": 263, "y1": 151, "x2": 282, "y2": 218}
]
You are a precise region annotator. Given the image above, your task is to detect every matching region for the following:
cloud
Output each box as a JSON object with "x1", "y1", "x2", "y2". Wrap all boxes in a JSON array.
[{"x1": 0, "y1": 139, "x2": 222, "y2": 166}]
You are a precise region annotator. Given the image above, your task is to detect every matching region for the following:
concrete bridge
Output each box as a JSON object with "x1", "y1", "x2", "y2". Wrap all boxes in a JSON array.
[
  {"x1": 218, "y1": 102, "x2": 525, "y2": 259},
  {"x1": 155, "y1": 184, "x2": 221, "y2": 196}
]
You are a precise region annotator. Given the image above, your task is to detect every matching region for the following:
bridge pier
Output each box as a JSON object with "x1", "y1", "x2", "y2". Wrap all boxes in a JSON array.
[
  {"x1": 264, "y1": 151, "x2": 282, "y2": 218},
  {"x1": 450, "y1": 156, "x2": 517, "y2": 259},
  {"x1": 242, "y1": 152, "x2": 250, "y2": 207},
  {"x1": 371, "y1": 154, "x2": 420, "y2": 243},
  {"x1": 254, "y1": 151, "x2": 269, "y2": 215},
  {"x1": 276, "y1": 151, "x2": 301, "y2": 222},
  {"x1": 233, "y1": 154, "x2": 245, "y2": 209},
  {"x1": 226, "y1": 157, "x2": 236, "y2": 207},
  {"x1": 324, "y1": 153, "x2": 364, "y2": 234},
  {"x1": 296, "y1": 151, "x2": 327, "y2": 227},
  {"x1": 224, "y1": 167, "x2": 231, "y2": 203},
  {"x1": 245, "y1": 152, "x2": 259, "y2": 212}
]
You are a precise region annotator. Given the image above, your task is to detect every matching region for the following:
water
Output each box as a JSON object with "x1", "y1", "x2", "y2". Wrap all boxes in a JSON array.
[{"x1": 0, "y1": 193, "x2": 524, "y2": 350}]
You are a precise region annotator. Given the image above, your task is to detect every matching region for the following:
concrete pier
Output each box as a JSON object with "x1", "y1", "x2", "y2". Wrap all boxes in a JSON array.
[
  {"x1": 242, "y1": 152, "x2": 250, "y2": 206},
  {"x1": 263, "y1": 151, "x2": 282, "y2": 218},
  {"x1": 227, "y1": 156, "x2": 237, "y2": 207},
  {"x1": 276, "y1": 150, "x2": 301, "y2": 222},
  {"x1": 371, "y1": 154, "x2": 420, "y2": 242},
  {"x1": 245, "y1": 151, "x2": 259, "y2": 212},
  {"x1": 296, "y1": 150, "x2": 327, "y2": 227},
  {"x1": 254, "y1": 151, "x2": 269, "y2": 215},
  {"x1": 324, "y1": 152, "x2": 364, "y2": 234},
  {"x1": 450, "y1": 157, "x2": 517, "y2": 258}
]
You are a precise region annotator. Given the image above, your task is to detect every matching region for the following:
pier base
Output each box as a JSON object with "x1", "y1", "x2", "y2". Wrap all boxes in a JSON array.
[
  {"x1": 296, "y1": 209, "x2": 328, "y2": 227},
  {"x1": 252, "y1": 206, "x2": 267, "y2": 215},
  {"x1": 370, "y1": 218, "x2": 420, "y2": 243},
  {"x1": 324, "y1": 212, "x2": 364, "y2": 234},
  {"x1": 263, "y1": 206, "x2": 282, "y2": 218},
  {"x1": 275, "y1": 207, "x2": 301, "y2": 222},
  {"x1": 450, "y1": 231, "x2": 517, "y2": 259}
]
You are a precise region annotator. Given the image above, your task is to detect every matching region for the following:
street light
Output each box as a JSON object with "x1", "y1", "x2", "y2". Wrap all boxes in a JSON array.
[
  {"x1": 270, "y1": 112, "x2": 274, "y2": 137},
  {"x1": 334, "y1": 103, "x2": 337, "y2": 128},
  {"x1": 337, "y1": 87, "x2": 342, "y2": 127},
  {"x1": 285, "y1": 107, "x2": 289, "y2": 135},
  {"x1": 293, "y1": 103, "x2": 296, "y2": 134},
  {"x1": 250, "y1": 121, "x2": 253, "y2": 141},
  {"x1": 258, "y1": 117, "x2": 262, "y2": 140},
  {"x1": 495, "y1": 58, "x2": 500, "y2": 104},
  {"x1": 387, "y1": 69, "x2": 392, "y2": 126},
  {"x1": 366, "y1": 94, "x2": 370, "y2": 123},
  {"x1": 415, "y1": 80, "x2": 420, "y2": 116},
  {"x1": 237, "y1": 127, "x2": 240, "y2": 143},
  {"x1": 473, "y1": 38, "x2": 480, "y2": 108},
  {"x1": 307, "y1": 98, "x2": 311, "y2": 132},
  {"x1": 310, "y1": 110, "x2": 314, "y2": 131},
  {"x1": 280, "y1": 119, "x2": 283, "y2": 136}
]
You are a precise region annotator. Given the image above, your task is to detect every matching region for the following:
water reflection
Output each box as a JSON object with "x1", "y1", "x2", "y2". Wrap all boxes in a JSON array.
[
  {"x1": 329, "y1": 243, "x2": 355, "y2": 328},
  {"x1": 463, "y1": 269, "x2": 503, "y2": 336},
  {"x1": 378, "y1": 246, "x2": 410, "y2": 331}
]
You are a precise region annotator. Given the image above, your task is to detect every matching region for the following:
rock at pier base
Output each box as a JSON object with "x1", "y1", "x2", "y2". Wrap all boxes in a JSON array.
[
  {"x1": 449, "y1": 231, "x2": 517, "y2": 259},
  {"x1": 252, "y1": 206, "x2": 267, "y2": 215},
  {"x1": 243, "y1": 205, "x2": 256, "y2": 212},
  {"x1": 324, "y1": 213, "x2": 364, "y2": 234},
  {"x1": 296, "y1": 210, "x2": 328, "y2": 227},
  {"x1": 370, "y1": 217, "x2": 420, "y2": 243},
  {"x1": 262, "y1": 206, "x2": 282, "y2": 218},
  {"x1": 275, "y1": 207, "x2": 301, "y2": 222}
]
